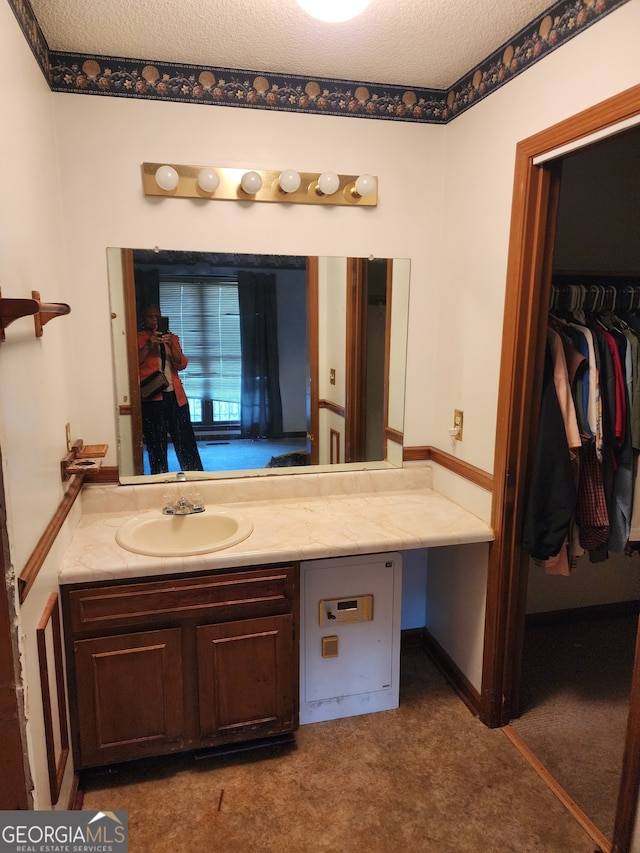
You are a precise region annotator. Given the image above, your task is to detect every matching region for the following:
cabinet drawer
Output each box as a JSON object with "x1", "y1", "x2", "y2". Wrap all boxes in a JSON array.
[{"x1": 67, "y1": 565, "x2": 297, "y2": 634}]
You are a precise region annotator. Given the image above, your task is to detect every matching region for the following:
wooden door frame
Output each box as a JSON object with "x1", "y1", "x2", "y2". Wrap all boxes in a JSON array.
[
  {"x1": 306, "y1": 257, "x2": 320, "y2": 465},
  {"x1": 345, "y1": 258, "x2": 369, "y2": 463},
  {"x1": 383, "y1": 258, "x2": 393, "y2": 458},
  {"x1": 482, "y1": 84, "x2": 640, "y2": 850},
  {"x1": 0, "y1": 448, "x2": 30, "y2": 809},
  {"x1": 121, "y1": 248, "x2": 145, "y2": 475}
]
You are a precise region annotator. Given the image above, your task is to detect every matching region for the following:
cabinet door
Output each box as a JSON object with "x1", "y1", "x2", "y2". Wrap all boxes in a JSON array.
[
  {"x1": 73, "y1": 628, "x2": 183, "y2": 767},
  {"x1": 197, "y1": 614, "x2": 296, "y2": 743}
]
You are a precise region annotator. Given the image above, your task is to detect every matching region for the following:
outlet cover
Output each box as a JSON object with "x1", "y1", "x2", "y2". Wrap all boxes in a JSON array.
[{"x1": 454, "y1": 409, "x2": 464, "y2": 441}]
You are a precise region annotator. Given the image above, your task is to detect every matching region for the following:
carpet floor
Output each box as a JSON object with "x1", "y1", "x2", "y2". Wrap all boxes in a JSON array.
[
  {"x1": 144, "y1": 437, "x2": 308, "y2": 474},
  {"x1": 509, "y1": 613, "x2": 638, "y2": 842},
  {"x1": 81, "y1": 638, "x2": 599, "y2": 852}
]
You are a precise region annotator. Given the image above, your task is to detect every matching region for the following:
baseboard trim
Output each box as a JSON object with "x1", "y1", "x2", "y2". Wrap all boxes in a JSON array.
[
  {"x1": 420, "y1": 628, "x2": 481, "y2": 717},
  {"x1": 502, "y1": 725, "x2": 610, "y2": 853},
  {"x1": 402, "y1": 446, "x2": 493, "y2": 492},
  {"x1": 400, "y1": 627, "x2": 425, "y2": 648}
]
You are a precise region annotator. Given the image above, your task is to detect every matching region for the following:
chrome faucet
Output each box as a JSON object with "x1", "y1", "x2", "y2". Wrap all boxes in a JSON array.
[{"x1": 162, "y1": 481, "x2": 205, "y2": 515}]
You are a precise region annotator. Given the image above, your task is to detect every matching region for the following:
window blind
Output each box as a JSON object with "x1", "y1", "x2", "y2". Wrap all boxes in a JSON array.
[{"x1": 159, "y1": 277, "x2": 241, "y2": 403}]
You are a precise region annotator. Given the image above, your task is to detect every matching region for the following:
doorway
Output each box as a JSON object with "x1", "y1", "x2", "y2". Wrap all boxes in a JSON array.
[
  {"x1": 482, "y1": 84, "x2": 640, "y2": 852},
  {"x1": 512, "y1": 125, "x2": 640, "y2": 843}
]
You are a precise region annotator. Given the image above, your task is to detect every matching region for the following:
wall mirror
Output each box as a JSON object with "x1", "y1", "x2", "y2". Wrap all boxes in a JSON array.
[{"x1": 107, "y1": 248, "x2": 410, "y2": 484}]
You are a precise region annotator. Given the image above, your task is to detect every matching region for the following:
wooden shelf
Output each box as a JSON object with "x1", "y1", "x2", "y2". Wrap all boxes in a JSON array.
[{"x1": 0, "y1": 292, "x2": 39, "y2": 342}]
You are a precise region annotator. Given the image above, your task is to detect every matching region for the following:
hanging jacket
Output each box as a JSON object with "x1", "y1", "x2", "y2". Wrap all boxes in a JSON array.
[{"x1": 522, "y1": 340, "x2": 577, "y2": 560}]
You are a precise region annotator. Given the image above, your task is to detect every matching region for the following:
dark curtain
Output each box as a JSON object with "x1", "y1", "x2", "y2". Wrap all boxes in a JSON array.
[
  {"x1": 134, "y1": 268, "x2": 160, "y2": 327},
  {"x1": 238, "y1": 271, "x2": 283, "y2": 439}
]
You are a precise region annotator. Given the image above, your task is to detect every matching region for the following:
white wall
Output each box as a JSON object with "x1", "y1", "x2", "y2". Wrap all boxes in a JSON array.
[
  {"x1": 427, "y1": 543, "x2": 489, "y2": 692},
  {"x1": 553, "y1": 128, "x2": 640, "y2": 274},
  {"x1": 50, "y1": 0, "x2": 640, "y2": 482},
  {"x1": 400, "y1": 549, "x2": 429, "y2": 629},
  {"x1": 527, "y1": 553, "x2": 640, "y2": 613},
  {"x1": 0, "y1": 1, "x2": 78, "y2": 809},
  {"x1": 423, "y1": 0, "x2": 640, "y2": 704},
  {"x1": 0, "y1": 7, "x2": 76, "y2": 569},
  {"x1": 51, "y1": 99, "x2": 444, "y2": 465},
  {"x1": 435, "y1": 0, "x2": 640, "y2": 478}
]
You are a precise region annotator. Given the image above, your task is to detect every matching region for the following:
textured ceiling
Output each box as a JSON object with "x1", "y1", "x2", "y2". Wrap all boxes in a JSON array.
[{"x1": 29, "y1": 0, "x2": 556, "y2": 90}]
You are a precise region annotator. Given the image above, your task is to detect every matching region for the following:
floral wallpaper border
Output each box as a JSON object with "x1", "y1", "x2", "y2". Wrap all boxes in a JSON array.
[{"x1": 8, "y1": 0, "x2": 629, "y2": 125}]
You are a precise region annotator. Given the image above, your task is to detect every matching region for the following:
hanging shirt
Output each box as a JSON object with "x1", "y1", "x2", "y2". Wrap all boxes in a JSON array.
[
  {"x1": 568, "y1": 322, "x2": 602, "y2": 453},
  {"x1": 547, "y1": 328, "x2": 581, "y2": 451}
]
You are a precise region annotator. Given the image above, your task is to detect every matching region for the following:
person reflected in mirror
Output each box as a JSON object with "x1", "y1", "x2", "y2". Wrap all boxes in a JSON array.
[{"x1": 138, "y1": 305, "x2": 203, "y2": 474}]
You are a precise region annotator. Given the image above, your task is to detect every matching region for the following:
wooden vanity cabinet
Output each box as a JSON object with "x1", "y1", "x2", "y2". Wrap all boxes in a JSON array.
[{"x1": 61, "y1": 564, "x2": 299, "y2": 769}]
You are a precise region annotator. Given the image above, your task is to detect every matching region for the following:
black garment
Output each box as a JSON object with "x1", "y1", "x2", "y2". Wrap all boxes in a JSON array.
[
  {"x1": 522, "y1": 342, "x2": 577, "y2": 560},
  {"x1": 141, "y1": 391, "x2": 203, "y2": 474}
]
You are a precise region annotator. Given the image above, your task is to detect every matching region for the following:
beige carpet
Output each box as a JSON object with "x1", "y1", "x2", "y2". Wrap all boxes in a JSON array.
[
  {"x1": 509, "y1": 613, "x2": 637, "y2": 842},
  {"x1": 81, "y1": 638, "x2": 599, "y2": 852}
]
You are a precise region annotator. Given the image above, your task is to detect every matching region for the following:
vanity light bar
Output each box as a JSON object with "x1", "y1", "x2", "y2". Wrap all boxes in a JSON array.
[{"x1": 141, "y1": 163, "x2": 378, "y2": 207}]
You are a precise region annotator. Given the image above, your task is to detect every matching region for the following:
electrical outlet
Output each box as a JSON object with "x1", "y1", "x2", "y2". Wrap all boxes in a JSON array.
[
  {"x1": 65, "y1": 422, "x2": 72, "y2": 452},
  {"x1": 453, "y1": 409, "x2": 464, "y2": 441}
]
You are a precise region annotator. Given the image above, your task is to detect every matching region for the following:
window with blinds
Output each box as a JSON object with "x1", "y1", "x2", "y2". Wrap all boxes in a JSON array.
[{"x1": 159, "y1": 277, "x2": 241, "y2": 424}]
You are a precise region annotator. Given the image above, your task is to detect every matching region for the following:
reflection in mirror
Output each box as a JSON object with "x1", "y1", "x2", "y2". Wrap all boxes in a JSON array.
[{"x1": 107, "y1": 249, "x2": 410, "y2": 483}]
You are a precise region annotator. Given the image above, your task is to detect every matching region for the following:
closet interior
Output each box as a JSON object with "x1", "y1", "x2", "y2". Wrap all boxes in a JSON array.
[{"x1": 514, "y1": 126, "x2": 640, "y2": 844}]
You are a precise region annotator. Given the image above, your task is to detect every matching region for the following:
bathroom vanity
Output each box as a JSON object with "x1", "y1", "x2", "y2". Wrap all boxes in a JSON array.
[
  {"x1": 61, "y1": 563, "x2": 298, "y2": 769},
  {"x1": 59, "y1": 466, "x2": 493, "y2": 769}
]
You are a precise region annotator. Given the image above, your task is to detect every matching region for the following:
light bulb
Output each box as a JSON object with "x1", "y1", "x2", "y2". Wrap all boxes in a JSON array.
[
  {"x1": 297, "y1": 0, "x2": 372, "y2": 22},
  {"x1": 279, "y1": 169, "x2": 302, "y2": 193},
  {"x1": 354, "y1": 174, "x2": 376, "y2": 198},
  {"x1": 197, "y1": 167, "x2": 219, "y2": 193},
  {"x1": 240, "y1": 171, "x2": 263, "y2": 195},
  {"x1": 317, "y1": 171, "x2": 340, "y2": 196},
  {"x1": 155, "y1": 165, "x2": 179, "y2": 191}
]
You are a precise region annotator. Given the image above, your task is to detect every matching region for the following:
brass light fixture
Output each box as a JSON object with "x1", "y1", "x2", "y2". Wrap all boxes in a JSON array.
[{"x1": 142, "y1": 163, "x2": 377, "y2": 207}]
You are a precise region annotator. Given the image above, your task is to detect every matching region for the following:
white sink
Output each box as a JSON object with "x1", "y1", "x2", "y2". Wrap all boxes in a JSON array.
[{"x1": 116, "y1": 508, "x2": 253, "y2": 557}]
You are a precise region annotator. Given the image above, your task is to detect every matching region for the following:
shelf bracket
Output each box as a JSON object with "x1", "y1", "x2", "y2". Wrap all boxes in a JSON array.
[{"x1": 32, "y1": 291, "x2": 71, "y2": 337}]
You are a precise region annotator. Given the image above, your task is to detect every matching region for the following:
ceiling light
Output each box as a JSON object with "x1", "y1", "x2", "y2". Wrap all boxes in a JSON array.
[
  {"x1": 142, "y1": 163, "x2": 377, "y2": 207},
  {"x1": 296, "y1": 0, "x2": 372, "y2": 23}
]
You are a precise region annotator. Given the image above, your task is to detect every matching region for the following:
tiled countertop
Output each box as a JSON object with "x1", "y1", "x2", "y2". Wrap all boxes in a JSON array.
[{"x1": 59, "y1": 466, "x2": 493, "y2": 584}]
